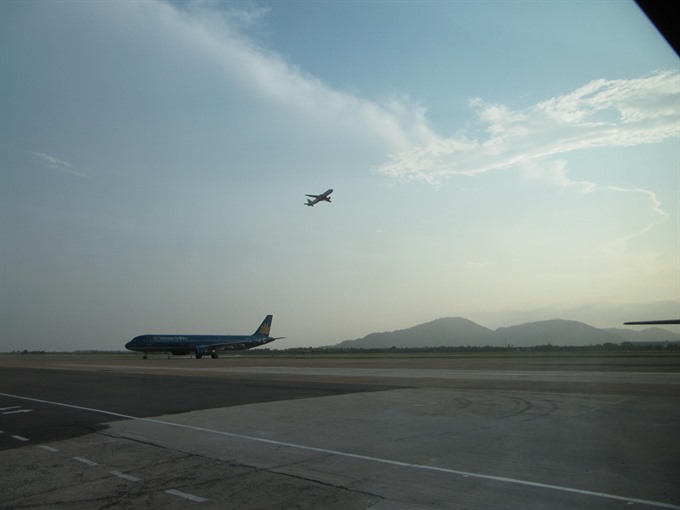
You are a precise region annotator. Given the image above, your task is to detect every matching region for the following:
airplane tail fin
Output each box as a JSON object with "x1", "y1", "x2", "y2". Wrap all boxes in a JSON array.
[
  {"x1": 253, "y1": 315, "x2": 273, "y2": 337},
  {"x1": 305, "y1": 200, "x2": 314, "y2": 206}
]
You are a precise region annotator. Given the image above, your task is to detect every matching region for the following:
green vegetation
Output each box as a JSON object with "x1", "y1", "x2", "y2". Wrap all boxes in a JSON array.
[{"x1": 243, "y1": 342, "x2": 680, "y2": 358}]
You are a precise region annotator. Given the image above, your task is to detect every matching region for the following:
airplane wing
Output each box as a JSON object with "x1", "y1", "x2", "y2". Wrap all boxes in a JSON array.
[
  {"x1": 207, "y1": 336, "x2": 285, "y2": 352},
  {"x1": 197, "y1": 341, "x2": 252, "y2": 352},
  {"x1": 211, "y1": 342, "x2": 248, "y2": 351},
  {"x1": 624, "y1": 320, "x2": 680, "y2": 325},
  {"x1": 306, "y1": 189, "x2": 332, "y2": 198}
]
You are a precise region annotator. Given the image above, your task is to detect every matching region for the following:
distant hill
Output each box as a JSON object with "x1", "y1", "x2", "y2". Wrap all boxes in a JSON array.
[
  {"x1": 333, "y1": 317, "x2": 497, "y2": 349},
  {"x1": 329, "y1": 317, "x2": 679, "y2": 349},
  {"x1": 495, "y1": 319, "x2": 621, "y2": 347},
  {"x1": 605, "y1": 327, "x2": 680, "y2": 343}
]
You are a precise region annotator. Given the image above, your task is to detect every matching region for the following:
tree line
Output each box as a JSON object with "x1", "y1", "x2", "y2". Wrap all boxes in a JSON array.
[{"x1": 245, "y1": 341, "x2": 680, "y2": 355}]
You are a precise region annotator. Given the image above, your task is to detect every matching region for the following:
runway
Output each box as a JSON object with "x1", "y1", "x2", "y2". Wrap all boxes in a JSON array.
[{"x1": 1, "y1": 354, "x2": 679, "y2": 509}]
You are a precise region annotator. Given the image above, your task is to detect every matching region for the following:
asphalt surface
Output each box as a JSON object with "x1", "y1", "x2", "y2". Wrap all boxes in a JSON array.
[{"x1": 1, "y1": 354, "x2": 679, "y2": 510}]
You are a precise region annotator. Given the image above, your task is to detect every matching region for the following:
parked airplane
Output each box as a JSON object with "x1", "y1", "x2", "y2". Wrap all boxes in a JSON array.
[
  {"x1": 305, "y1": 188, "x2": 333, "y2": 207},
  {"x1": 125, "y1": 315, "x2": 283, "y2": 359}
]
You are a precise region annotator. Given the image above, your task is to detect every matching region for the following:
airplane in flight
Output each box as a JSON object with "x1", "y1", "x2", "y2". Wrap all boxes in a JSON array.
[
  {"x1": 125, "y1": 315, "x2": 283, "y2": 359},
  {"x1": 305, "y1": 188, "x2": 333, "y2": 207}
]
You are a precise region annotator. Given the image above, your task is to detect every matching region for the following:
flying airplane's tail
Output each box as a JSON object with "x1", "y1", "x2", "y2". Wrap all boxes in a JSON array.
[
  {"x1": 253, "y1": 315, "x2": 273, "y2": 337},
  {"x1": 305, "y1": 199, "x2": 314, "y2": 206}
]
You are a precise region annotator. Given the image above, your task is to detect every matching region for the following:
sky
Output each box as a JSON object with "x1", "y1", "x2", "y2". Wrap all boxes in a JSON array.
[{"x1": 1, "y1": 0, "x2": 678, "y2": 351}]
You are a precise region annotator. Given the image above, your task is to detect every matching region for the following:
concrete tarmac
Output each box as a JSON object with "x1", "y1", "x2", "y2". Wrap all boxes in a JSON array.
[{"x1": 1, "y1": 354, "x2": 679, "y2": 509}]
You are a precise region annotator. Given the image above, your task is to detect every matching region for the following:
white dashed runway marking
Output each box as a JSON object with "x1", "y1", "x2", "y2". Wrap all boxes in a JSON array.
[
  {"x1": 2, "y1": 390, "x2": 678, "y2": 510},
  {"x1": 110, "y1": 470, "x2": 141, "y2": 482},
  {"x1": 165, "y1": 489, "x2": 208, "y2": 503},
  {"x1": 73, "y1": 456, "x2": 98, "y2": 466}
]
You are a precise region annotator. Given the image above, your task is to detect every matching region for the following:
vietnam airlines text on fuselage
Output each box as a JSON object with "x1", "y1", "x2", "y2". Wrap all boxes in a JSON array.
[{"x1": 149, "y1": 336, "x2": 189, "y2": 343}]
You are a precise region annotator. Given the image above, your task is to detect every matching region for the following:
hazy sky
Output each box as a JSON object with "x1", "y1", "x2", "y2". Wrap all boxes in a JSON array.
[{"x1": 1, "y1": 0, "x2": 678, "y2": 351}]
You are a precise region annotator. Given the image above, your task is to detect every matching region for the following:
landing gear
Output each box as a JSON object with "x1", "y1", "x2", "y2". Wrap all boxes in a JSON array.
[
  {"x1": 143, "y1": 354, "x2": 148, "y2": 360},
  {"x1": 195, "y1": 350, "x2": 219, "y2": 359}
]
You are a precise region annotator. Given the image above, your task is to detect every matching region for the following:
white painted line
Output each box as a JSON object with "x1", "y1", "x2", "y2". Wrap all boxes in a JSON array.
[
  {"x1": 2, "y1": 391, "x2": 679, "y2": 510},
  {"x1": 165, "y1": 489, "x2": 207, "y2": 503},
  {"x1": 0, "y1": 406, "x2": 21, "y2": 411},
  {"x1": 37, "y1": 445, "x2": 59, "y2": 452},
  {"x1": 0, "y1": 392, "x2": 136, "y2": 420},
  {"x1": 54, "y1": 363, "x2": 680, "y2": 385},
  {"x1": 11, "y1": 435, "x2": 29, "y2": 442},
  {"x1": 3, "y1": 409, "x2": 33, "y2": 414},
  {"x1": 110, "y1": 470, "x2": 141, "y2": 482},
  {"x1": 73, "y1": 456, "x2": 98, "y2": 466}
]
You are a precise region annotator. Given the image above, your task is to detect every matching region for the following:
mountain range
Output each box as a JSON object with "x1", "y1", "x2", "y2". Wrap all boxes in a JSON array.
[{"x1": 331, "y1": 317, "x2": 679, "y2": 349}]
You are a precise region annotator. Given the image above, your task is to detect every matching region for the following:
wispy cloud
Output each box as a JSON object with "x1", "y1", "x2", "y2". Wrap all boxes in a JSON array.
[
  {"x1": 522, "y1": 157, "x2": 670, "y2": 249},
  {"x1": 375, "y1": 70, "x2": 680, "y2": 183},
  {"x1": 599, "y1": 186, "x2": 670, "y2": 252},
  {"x1": 33, "y1": 152, "x2": 71, "y2": 169},
  {"x1": 156, "y1": 3, "x2": 676, "y2": 195},
  {"x1": 155, "y1": 1, "x2": 434, "y2": 154},
  {"x1": 32, "y1": 152, "x2": 88, "y2": 178}
]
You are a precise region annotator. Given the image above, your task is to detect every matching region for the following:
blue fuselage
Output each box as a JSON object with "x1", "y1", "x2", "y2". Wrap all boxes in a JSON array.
[{"x1": 125, "y1": 334, "x2": 274, "y2": 356}]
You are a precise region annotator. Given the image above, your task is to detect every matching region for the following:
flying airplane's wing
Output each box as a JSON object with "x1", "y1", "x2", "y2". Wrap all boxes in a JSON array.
[{"x1": 305, "y1": 189, "x2": 332, "y2": 198}]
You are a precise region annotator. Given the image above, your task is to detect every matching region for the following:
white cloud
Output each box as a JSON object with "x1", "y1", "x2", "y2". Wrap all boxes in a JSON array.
[
  {"x1": 32, "y1": 152, "x2": 88, "y2": 178},
  {"x1": 522, "y1": 157, "x2": 670, "y2": 248},
  {"x1": 375, "y1": 70, "x2": 680, "y2": 182},
  {"x1": 522, "y1": 159, "x2": 596, "y2": 193},
  {"x1": 32, "y1": 152, "x2": 71, "y2": 169},
  {"x1": 598, "y1": 185, "x2": 670, "y2": 252},
  {"x1": 153, "y1": 1, "x2": 434, "y2": 154}
]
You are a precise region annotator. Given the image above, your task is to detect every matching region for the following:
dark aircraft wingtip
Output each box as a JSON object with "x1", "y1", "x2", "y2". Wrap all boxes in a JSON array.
[{"x1": 624, "y1": 319, "x2": 680, "y2": 325}]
